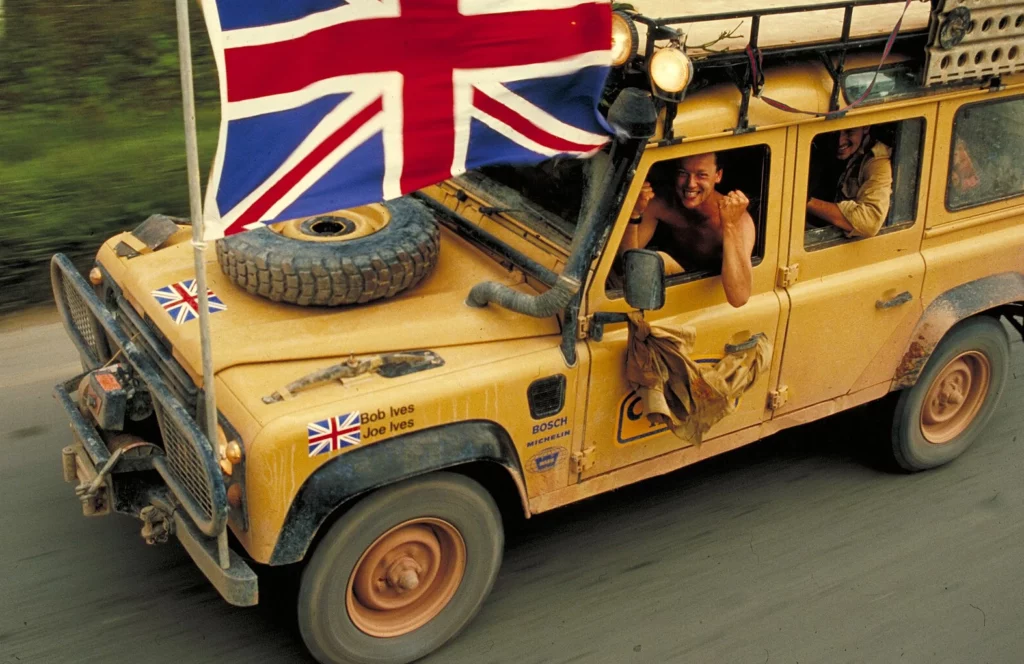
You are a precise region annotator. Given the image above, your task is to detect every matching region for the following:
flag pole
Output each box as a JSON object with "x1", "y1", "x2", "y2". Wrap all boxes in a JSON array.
[{"x1": 175, "y1": 0, "x2": 230, "y2": 569}]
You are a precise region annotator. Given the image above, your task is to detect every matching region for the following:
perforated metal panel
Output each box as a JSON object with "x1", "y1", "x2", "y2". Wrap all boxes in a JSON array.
[
  {"x1": 925, "y1": 1, "x2": 1024, "y2": 85},
  {"x1": 156, "y1": 403, "x2": 214, "y2": 520},
  {"x1": 58, "y1": 271, "x2": 105, "y2": 365}
]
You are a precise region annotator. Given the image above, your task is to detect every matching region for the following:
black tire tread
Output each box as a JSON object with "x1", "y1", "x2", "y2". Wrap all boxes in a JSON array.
[{"x1": 215, "y1": 199, "x2": 440, "y2": 307}]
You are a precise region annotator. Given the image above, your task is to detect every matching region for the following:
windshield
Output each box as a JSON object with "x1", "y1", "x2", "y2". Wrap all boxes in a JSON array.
[{"x1": 480, "y1": 157, "x2": 589, "y2": 228}]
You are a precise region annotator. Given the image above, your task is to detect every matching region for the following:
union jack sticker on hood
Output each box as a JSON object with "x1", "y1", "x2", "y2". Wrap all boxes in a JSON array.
[
  {"x1": 151, "y1": 279, "x2": 227, "y2": 325},
  {"x1": 308, "y1": 412, "x2": 362, "y2": 457}
]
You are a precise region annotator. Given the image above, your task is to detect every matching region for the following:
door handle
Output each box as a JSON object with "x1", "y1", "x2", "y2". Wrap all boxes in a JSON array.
[
  {"x1": 725, "y1": 333, "x2": 767, "y2": 354},
  {"x1": 876, "y1": 291, "x2": 913, "y2": 310}
]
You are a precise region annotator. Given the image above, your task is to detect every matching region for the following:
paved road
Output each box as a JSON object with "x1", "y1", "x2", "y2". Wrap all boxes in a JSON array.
[{"x1": 2, "y1": 309, "x2": 1022, "y2": 664}]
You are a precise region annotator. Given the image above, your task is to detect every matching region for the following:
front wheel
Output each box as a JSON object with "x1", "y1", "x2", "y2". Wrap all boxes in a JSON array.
[
  {"x1": 298, "y1": 472, "x2": 503, "y2": 664},
  {"x1": 890, "y1": 316, "x2": 1010, "y2": 471}
]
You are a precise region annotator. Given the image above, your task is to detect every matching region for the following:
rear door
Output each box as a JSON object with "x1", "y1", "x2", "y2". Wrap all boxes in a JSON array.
[{"x1": 774, "y1": 104, "x2": 935, "y2": 414}]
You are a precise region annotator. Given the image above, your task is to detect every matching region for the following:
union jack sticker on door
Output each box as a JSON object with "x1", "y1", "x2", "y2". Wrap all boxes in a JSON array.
[
  {"x1": 307, "y1": 411, "x2": 362, "y2": 458},
  {"x1": 151, "y1": 279, "x2": 227, "y2": 325}
]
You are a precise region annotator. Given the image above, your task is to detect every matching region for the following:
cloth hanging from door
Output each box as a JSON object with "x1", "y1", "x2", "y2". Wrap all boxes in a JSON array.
[{"x1": 625, "y1": 313, "x2": 772, "y2": 445}]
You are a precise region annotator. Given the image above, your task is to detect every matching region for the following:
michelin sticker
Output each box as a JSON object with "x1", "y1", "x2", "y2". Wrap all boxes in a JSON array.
[{"x1": 527, "y1": 416, "x2": 571, "y2": 448}]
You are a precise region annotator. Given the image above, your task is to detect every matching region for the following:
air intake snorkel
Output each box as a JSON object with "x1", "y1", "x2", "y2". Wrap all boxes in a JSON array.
[{"x1": 466, "y1": 88, "x2": 658, "y2": 317}]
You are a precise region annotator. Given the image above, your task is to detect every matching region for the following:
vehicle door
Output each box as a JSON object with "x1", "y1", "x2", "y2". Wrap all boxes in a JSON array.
[
  {"x1": 579, "y1": 129, "x2": 788, "y2": 479},
  {"x1": 774, "y1": 104, "x2": 935, "y2": 415}
]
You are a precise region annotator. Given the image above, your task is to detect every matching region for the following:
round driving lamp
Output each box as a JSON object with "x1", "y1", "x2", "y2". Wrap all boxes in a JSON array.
[
  {"x1": 216, "y1": 423, "x2": 243, "y2": 475},
  {"x1": 611, "y1": 11, "x2": 639, "y2": 66},
  {"x1": 649, "y1": 48, "x2": 693, "y2": 100}
]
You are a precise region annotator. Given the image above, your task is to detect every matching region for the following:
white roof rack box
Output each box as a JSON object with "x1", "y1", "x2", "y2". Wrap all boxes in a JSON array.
[{"x1": 631, "y1": 0, "x2": 932, "y2": 54}]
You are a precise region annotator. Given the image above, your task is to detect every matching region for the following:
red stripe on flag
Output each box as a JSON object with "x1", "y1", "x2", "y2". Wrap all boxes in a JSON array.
[
  {"x1": 225, "y1": 98, "x2": 384, "y2": 235},
  {"x1": 223, "y1": 4, "x2": 610, "y2": 104},
  {"x1": 472, "y1": 87, "x2": 605, "y2": 155}
]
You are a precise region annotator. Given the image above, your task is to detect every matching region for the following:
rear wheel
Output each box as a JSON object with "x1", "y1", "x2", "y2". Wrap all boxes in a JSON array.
[
  {"x1": 298, "y1": 473, "x2": 503, "y2": 664},
  {"x1": 890, "y1": 316, "x2": 1010, "y2": 471}
]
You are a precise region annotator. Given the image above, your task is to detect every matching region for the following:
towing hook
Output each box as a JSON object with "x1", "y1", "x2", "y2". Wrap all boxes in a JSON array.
[{"x1": 140, "y1": 505, "x2": 174, "y2": 545}]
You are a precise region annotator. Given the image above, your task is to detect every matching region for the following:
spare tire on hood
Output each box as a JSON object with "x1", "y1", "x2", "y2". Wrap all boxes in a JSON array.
[{"x1": 216, "y1": 198, "x2": 440, "y2": 307}]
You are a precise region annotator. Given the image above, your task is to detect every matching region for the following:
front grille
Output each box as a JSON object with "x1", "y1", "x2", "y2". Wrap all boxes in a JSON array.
[
  {"x1": 58, "y1": 271, "x2": 107, "y2": 365},
  {"x1": 156, "y1": 403, "x2": 215, "y2": 520},
  {"x1": 51, "y1": 254, "x2": 226, "y2": 537},
  {"x1": 112, "y1": 292, "x2": 198, "y2": 411}
]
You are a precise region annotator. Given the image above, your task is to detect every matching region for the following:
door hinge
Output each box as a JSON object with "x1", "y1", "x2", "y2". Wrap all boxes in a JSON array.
[
  {"x1": 577, "y1": 315, "x2": 592, "y2": 340},
  {"x1": 777, "y1": 264, "x2": 800, "y2": 288},
  {"x1": 570, "y1": 445, "x2": 596, "y2": 474},
  {"x1": 768, "y1": 386, "x2": 789, "y2": 411}
]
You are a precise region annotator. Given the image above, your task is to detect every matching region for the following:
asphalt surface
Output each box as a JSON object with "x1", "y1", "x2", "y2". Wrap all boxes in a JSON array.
[{"x1": 1, "y1": 309, "x2": 1022, "y2": 664}]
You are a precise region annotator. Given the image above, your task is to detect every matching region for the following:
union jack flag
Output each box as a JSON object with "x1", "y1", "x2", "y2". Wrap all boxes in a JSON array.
[
  {"x1": 151, "y1": 279, "x2": 227, "y2": 325},
  {"x1": 200, "y1": 0, "x2": 613, "y2": 240},
  {"x1": 307, "y1": 411, "x2": 362, "y2": 457}
]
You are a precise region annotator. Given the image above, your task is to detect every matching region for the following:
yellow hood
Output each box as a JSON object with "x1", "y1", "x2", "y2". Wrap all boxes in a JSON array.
[{"x1": 99, "y1": 227, "x2": 560, "y2": 379}]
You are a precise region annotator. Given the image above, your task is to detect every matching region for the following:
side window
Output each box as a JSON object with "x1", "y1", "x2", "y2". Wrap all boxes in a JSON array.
[
  {"x1": 805, "y1": 118, "x2": 924, "y2": 250},
  {"x1": 607, "y1": 145, "x2": 770, "y2": 293},
  {"x1": 947, "y1": 96, "x2": 1024, "y2": 211}
]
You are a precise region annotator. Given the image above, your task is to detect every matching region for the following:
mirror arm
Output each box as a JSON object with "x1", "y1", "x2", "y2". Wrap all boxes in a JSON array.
[{"x1": 589, "y1": 312, "x2": 632, "y2": 342}]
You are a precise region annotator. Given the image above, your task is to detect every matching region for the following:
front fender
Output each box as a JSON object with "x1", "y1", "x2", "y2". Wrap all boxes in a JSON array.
[
  {"x1": 269, "y1": 420, "x2": 526, "y2": 565},
  {"x1": 893, "y1": 272, "x2": 1024, "y2": 390}
]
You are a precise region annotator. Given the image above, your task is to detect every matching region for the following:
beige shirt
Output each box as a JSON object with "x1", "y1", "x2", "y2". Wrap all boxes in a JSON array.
[{"x1": 836, "y1": 141, "x2": 893, "y2": 238}]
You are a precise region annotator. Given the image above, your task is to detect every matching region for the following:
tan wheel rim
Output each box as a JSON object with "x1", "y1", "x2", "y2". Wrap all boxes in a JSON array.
[
  {"x1": 920, "y1": 351, "x2": 991, "y2": 444},
  {"x1": 346, "y1": 518, "x2": 466, "y2": 638},
  {"x1": 270, "y1": 204, "x2": 390, "y2": 243}
]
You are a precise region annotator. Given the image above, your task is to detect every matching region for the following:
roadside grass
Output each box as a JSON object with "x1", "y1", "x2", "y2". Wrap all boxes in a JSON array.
[{"x1": 0, "y1": 109, "x2": 219, "y2": 312}]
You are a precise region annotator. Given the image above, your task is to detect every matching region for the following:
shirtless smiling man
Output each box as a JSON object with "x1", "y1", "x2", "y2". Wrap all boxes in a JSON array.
[{"x1": 619, "y1": 152, "x2": 756, "y2": 308}]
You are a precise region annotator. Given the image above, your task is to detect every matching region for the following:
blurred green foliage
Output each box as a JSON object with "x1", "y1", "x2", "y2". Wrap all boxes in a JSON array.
[{"x1": 0, "y1": 0, "x2": 219, "y2": 312}]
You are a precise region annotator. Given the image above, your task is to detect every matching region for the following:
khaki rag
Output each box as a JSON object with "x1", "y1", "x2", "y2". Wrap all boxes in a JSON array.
[{"x1": 625, "y1": 313, "x2": 772, "y2": 444}]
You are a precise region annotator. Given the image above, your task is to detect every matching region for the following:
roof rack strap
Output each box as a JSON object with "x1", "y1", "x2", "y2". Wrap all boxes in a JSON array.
[{"x1": 739, "y1": 0, "x2": 915, "y2": 121}]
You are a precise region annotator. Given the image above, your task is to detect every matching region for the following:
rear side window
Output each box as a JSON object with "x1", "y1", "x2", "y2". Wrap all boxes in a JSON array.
[{"x1": 947, "y1": 96, "x2": 1024, "y2": 211}]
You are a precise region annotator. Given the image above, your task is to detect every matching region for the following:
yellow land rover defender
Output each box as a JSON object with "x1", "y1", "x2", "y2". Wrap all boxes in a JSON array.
[{"x1": 51, "y1": 2, "x2": 1023, "y2": 663}]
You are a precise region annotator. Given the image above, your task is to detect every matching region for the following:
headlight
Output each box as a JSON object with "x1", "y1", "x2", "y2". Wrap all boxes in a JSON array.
[
  {"x1": 611, "y1": 12, "x2": 638, "y2": 67},
  {"x1": 649, "y1": 48, "x2": 693, "y2": 100}
]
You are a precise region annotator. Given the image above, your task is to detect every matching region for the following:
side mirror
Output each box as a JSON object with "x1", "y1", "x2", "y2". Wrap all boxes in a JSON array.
[{"x1": 623, "y1": 249, "x2": 666, "y2": 311}]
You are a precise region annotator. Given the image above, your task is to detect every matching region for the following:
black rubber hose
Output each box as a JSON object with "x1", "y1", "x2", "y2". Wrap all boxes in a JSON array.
[
  {"x1": 466, "y1": 273, "x2": 581, "y2": 316},
  {"x1": 465, "y1": 149, "x2": 617, "y2": 317}
]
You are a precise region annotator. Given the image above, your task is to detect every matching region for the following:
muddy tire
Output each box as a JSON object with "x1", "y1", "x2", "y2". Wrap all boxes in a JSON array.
[
  {"x1": 890, "y1": 316, "x2": 1010, "y2": 471},
  {"x1": 216, "y1": 198, "x2": 439, "y2": 307},
  {"x1": 297, "y1": 472, "x2": 503, "y2": 664}
]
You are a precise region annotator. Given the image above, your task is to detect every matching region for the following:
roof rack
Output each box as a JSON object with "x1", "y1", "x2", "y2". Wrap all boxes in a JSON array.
[{"x1": 624, "y1": 0, "x2": 1024, "y2": 136}]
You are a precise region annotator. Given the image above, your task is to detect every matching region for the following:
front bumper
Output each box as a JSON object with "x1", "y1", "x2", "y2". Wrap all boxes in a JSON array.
[{"x1": 51, "y1": 253, "x2": 257, "y2": 606}]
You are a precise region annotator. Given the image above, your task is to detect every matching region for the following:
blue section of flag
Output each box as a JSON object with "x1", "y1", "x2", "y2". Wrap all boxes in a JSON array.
[
  {"x1": 215, "y1": 0, "x2": 349, "y2": 31},
  {"x1": 505, "y1": 67, "x2": 613, "y2": 135},
  {"x1": 465, "y1": 118, "x2": 548, "y2": 171},
  {"x1": 276, "y1": 131, "x2": 386, "y2": 223},
  {"x1": 217, "y1": 94, "x2": 351, "y2": 215}
]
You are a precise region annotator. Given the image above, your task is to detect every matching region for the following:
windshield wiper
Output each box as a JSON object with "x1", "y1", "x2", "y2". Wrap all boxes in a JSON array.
[
  {"x1": 262, "y1": 351, "x2": 443, "y2": 404},
  {"x1": 412, "y1": 193, "x2": 560, "y2": 288}
]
